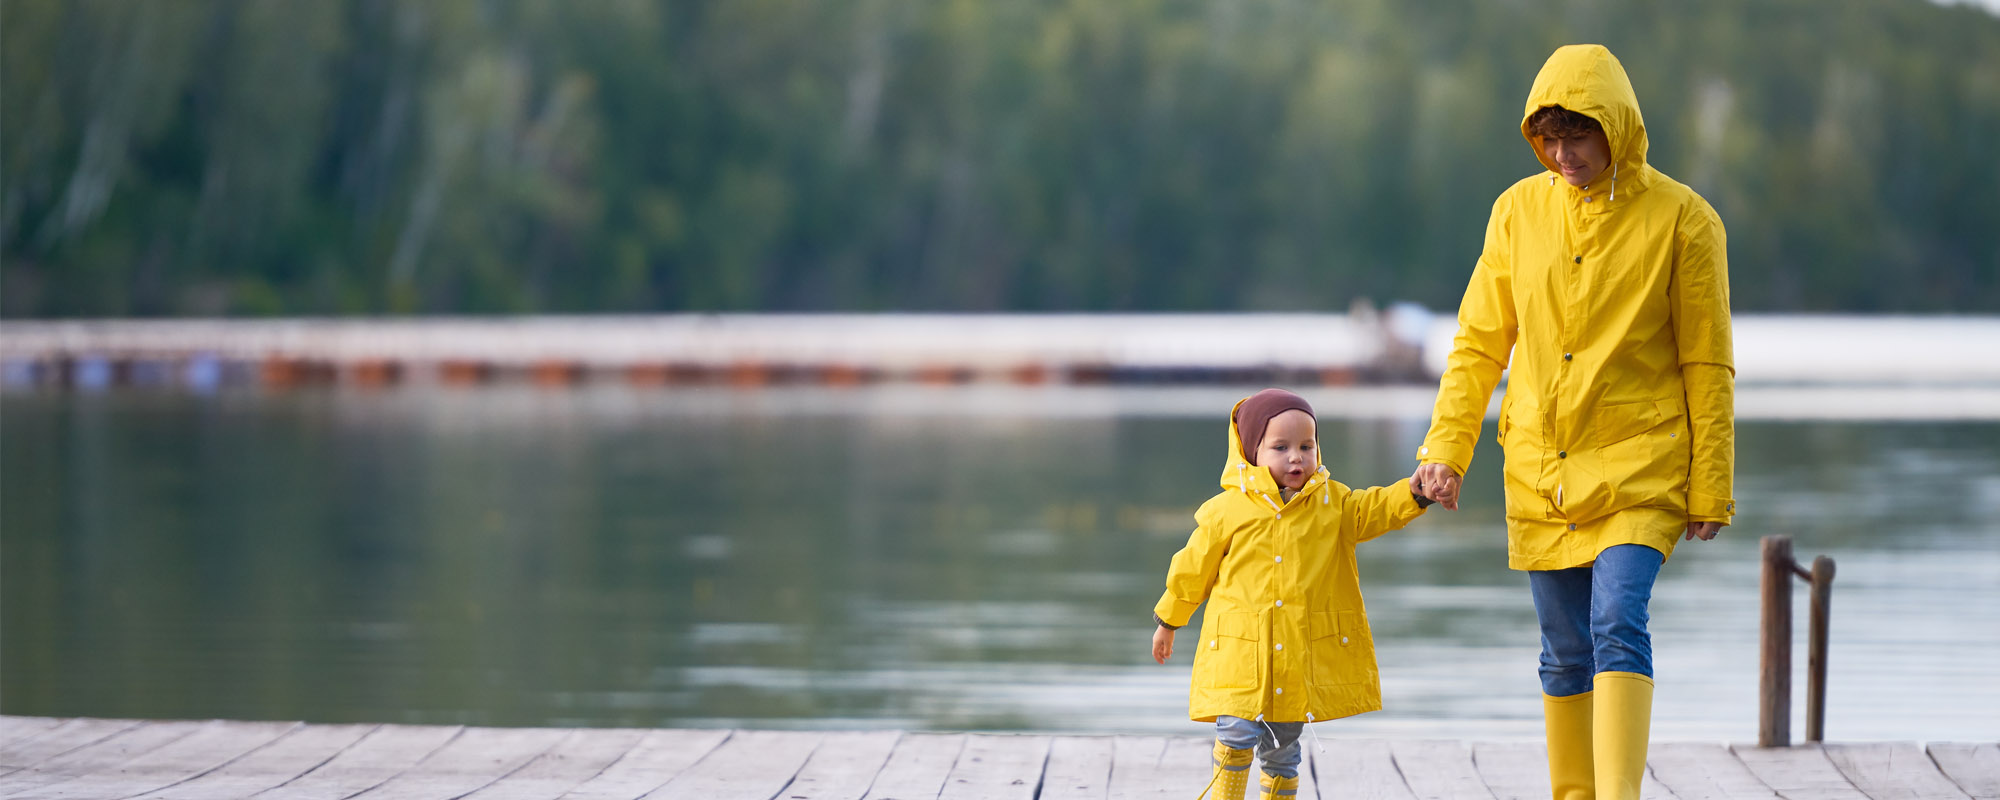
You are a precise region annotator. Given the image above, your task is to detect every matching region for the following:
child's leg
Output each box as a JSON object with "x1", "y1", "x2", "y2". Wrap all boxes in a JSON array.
[
  {"x1": 1253, "y1": 721, "x2": 1304, "y2": 799},
  {"x1": 1215, "y1": 716, "x2": 1262, "y2": 751},
  {"x1": 1252, "y1": 721, "x2": 1304, "y2": 778},
  {"x1": 1209, "y1": 717, "x2": 1258, "y2": 800}
]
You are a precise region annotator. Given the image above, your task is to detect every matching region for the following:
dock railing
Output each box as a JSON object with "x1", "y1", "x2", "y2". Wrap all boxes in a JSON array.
[{"x1": 1759, "y1": 534, "x2": 1836, "y2": 747}]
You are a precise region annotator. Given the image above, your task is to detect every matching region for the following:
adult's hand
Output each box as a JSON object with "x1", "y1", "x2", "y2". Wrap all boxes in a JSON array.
[
  {"x1": 1414, "y1": 463, "x2": 1461, "y2": 510},
  {"x1": 1684, "y1": 521, "x2": 1725, "y2": 541}
]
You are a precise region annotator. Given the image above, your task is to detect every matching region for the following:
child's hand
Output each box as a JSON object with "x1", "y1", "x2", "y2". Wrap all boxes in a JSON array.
[
  {"x1": 1151, "y1": 624, "x2": 1175, "y2": 664},
  {"x1": 1414, "y1": 463, "x2": 1461, "y2": 510}
]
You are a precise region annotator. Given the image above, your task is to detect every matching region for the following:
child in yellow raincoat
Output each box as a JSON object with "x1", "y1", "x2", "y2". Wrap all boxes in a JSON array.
[{"x1": 1151, "y1": 388, "x2": 1433, "y2": 800}]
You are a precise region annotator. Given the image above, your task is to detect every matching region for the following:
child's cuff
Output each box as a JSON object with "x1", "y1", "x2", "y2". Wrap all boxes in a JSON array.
[{"x1": 1154, "y1": 594, "x2": 1199, "y2": 629}]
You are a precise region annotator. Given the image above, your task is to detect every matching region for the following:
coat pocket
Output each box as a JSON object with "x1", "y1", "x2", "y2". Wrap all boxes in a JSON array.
[
  {"x1": 1602, "y1": 399, "x2": 1690, "y2": 508},
  {"x1": 1197, "y1": 611, "x2": 1261, "y2": 689},
  {"x1": 1307, "y1": 611, "x2": 1365, "y2": 687}
]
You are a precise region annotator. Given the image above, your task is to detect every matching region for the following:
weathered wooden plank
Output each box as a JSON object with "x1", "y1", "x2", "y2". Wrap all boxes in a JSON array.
[
  {"x1": 1471, "y1": 741, "x2": 1548, "y2": 800},
  {"x1": 1039, "y1": 736, "x2": 1113, "y2": 800},
  {"x1": 7, "y1": 720, "x2": 299, "y2": 800},
  {"x1": 1930, "y1": 744, "x2": 2000, "y2": 800},
  {"x1": 862, "y1": 733, "x2": 966, "y2": 800},
  {"x1": 1311, "y1": 739, "x2": 1415, "y2": 800},
  {"x1": 0, "y1": 718, "x2": 64, "y2": 750},
  {"x1": 781, "y1": 730, "x2": 901, "y2": 800},
  {"x1": 0, "y1": 717, "x2": 145, "y2": 774},
  {"x1": 1646, "y1": 742, "x2": 1781, "y2": 800},
  {"x1": 252, "y1": 724, "x2": 463, "y2": 800},
  {"x1": 1153, "y1": 737, "x2": 1220, "y2": 799},
  {"x1": 1821, "y1": 742, "x2": 1973, "y2": 800},
  {"x1": 457, "y1": 728, "x2": 647, "y2": 800},
  {"x1": 1104, "y1": 736, "x2": 1170, "y2": 800},
  {"x1": 1641, "y1": 764, "x2": 1682, "y2": 800},
  {"x1": 555, "y1": 728, "x2": 730, "y2": 800},
  {"x1": 343, "y1": 725, "x2": 571, "y2": 800},
  {"x1": 136, "y1": 723, "x2": 378, "y2": 800},
  {"x1": 1730, "y1": 744, "x2": 1869, "y2": 800},
  {"x1": 1391, "y1": 740, "x2": 1497, "y2": 800},
  {"x1": 644, "y1": 730, "x2": 822, "y2": 800},
  {"x1": 0, "y1": 719, "x2": 207, "y2": 795},
  {"x1": 938, "y1": 734, "x2": 1049, "y2": 800}
]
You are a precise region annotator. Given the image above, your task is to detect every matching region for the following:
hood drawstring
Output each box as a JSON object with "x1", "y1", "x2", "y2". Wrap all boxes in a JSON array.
[
  {"x1": 1237, "y1": 463, "x2": 1249, "y2": 494},
  {"x1": 1256, "y1": 492, "x2": 1283, "y2": 514}
]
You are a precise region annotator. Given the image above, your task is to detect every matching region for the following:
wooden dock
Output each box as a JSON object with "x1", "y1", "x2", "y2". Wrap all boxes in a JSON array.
[{"x1": 1, "y1": 717, "x2": 1994, "y2": 800}]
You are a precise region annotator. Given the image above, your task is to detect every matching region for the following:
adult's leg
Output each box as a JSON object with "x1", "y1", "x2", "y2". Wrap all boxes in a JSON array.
[
  {"x1": 1589, "y1": 543, "x2": 1665, "y2": 800},
  {"x1": 1530, "y1": 566, "x2": 1596, "y2": 800}
]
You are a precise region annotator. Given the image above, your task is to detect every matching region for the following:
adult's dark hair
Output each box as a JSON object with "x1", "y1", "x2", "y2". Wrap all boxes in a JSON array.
[{"x1": 1527, "y1": 105, "x2": 1603, "y2": 139}]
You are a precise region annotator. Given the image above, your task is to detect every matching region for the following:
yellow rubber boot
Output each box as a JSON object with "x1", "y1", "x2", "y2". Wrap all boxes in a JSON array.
[
  {"x1": 1258, "y1": 771, "x2": 1299, "y2": 799},
  {"x1": 1592, "y1": 672, "x2": 1655, "y2": 800},
  {"x1": 1203, "y1": 740, "x2": 1253, "y2": 800},
  {"x1": 1543, "y1": 690, "x2": 1594, "y2": 800}
]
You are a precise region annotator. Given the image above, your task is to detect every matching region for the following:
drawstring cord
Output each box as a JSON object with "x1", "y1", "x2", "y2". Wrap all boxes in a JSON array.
[
  {"x1": 1193, "y1": 769, "x2": 1220, "y2": 800},
  {"x1": 1257, "y1": 492, "x2": 1283, "y2": 514},
  {"x1": 1305, "y1": 713, "x2": 1327, "y2": 754}
]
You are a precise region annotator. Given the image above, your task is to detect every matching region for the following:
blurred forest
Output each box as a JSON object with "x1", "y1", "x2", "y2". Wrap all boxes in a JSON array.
[{"x1": 4, "y1": 0, "x2": 1998, "y2": 317}]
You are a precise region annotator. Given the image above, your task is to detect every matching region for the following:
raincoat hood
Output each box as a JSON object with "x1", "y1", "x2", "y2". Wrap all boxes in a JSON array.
[
  {"x1": 1219, "y1": 395, "x2": 1328, "y2": 504},
  {"x1": 1521, "y1": 44, "x2": 1650, "y2": 193}
]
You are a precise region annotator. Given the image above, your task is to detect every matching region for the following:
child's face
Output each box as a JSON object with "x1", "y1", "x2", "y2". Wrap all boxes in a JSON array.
[{"x1": 1255, "y1": 409, "x2": 1318, "y2": 491}]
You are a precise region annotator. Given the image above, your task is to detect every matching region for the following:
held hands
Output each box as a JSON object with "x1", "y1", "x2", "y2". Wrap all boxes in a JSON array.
[
  {"x1": 1151, "y1": 625, "x2": 1175, "y2": 664},
  {"x1": 1413, "y1": 463, "x2": 1462, "y2": 510}
]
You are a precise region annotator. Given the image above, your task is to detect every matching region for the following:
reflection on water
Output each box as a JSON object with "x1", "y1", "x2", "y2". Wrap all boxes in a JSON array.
[{"x1": 3, "y1": 385, "x2": 1997, "y2": 740}]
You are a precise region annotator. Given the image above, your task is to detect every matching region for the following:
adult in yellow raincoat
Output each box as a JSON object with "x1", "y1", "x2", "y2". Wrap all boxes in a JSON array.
[
  {"x1": 1153, "y1": 389, "x2": 1430, "y2": 800},
  {"x1": 1414, "y1": 45, "x2": 1736, "y2": 800}
]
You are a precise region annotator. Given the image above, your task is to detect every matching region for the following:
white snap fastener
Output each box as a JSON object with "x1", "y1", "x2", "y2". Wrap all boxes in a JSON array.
[{"x1": 1274, "y1": 600, "x2": 1283, "y2": 608}]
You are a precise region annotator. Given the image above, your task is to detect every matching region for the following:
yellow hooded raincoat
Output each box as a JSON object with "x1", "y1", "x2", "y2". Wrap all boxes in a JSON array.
[
  {"x1": 1154, "y1": 398, "x2": 1428, "y2": 723},
  {"x1": 1419, "y1": 44, "x2": 1736, "y2": 571}
]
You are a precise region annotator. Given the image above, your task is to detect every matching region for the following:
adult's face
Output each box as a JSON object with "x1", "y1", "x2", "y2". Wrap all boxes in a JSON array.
[{"x1": 1541, "y1": 127, "x2": 1612, "y2": 187}]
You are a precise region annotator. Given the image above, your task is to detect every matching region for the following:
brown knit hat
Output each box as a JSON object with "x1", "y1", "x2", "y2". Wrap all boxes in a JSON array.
[{"x1": 1234, "y1": 388, "x2": 1315, "y2": 465}]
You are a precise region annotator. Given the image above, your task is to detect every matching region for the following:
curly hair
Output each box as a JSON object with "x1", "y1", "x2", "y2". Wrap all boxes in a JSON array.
[{"x1": 1526, "y1": 105, "x2": 1602, "y2": 139}]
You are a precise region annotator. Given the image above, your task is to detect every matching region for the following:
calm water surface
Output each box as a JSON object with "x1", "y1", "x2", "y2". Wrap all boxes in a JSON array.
[{"x1": 3, "y1": 385, "x2": 1996, "y2": 741}]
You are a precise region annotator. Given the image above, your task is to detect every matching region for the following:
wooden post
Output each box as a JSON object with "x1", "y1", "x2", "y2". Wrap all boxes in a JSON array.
[
  {"x1": 1759, "y1": 535, "x2": 1793, "y2": 748},
  {"x1": 1805, "y1": 555, "x2": 1836, "y2": 743}
]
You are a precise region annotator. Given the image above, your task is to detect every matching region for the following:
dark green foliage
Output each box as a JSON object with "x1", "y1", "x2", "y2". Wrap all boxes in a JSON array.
[{"x1": 4, "y1": 0, "x2": 1997, "y2": 316}]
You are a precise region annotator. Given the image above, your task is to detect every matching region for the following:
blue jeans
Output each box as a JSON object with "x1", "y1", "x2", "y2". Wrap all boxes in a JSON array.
[
  {"x1": 1215, "y1": 715, "x2": 1302, "y2": 778},
  {"x1": 1527, "y1": 543, "x2": 1664, "y2": 697}
]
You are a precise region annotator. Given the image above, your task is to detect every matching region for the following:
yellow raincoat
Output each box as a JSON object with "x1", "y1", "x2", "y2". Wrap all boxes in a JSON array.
[
  {"x1": 1419, "y1": 44, "x2": 1736, "y2": 571},
  {"x1": 1154, "y1": 398, "x2": 1427, "y2": 723}
]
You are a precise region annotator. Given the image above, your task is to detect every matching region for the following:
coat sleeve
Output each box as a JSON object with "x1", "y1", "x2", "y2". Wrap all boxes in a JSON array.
[
  {"x1": 1152, "y1": 501, "x2": 1227, "y2": 629},
  {"x1": 1418, "y1": 193, "x2": 1519, "y2": 475},
  {"x1": 1673, "y1": 203, "x2": 1736, "y2": 523},
  {"x1": 1344, "y1": 481, "x2": 1428, "y2": 544}
]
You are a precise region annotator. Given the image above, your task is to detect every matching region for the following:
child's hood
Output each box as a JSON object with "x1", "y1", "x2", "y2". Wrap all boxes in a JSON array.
[{"x1": 1219, "y1": 395, "x2": 1331, "y2": 506}]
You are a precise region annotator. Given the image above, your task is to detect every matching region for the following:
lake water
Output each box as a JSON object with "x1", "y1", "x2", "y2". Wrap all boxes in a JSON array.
[{"x1": 3, "y1": 384, "x2": 1995, "y2": 742}]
